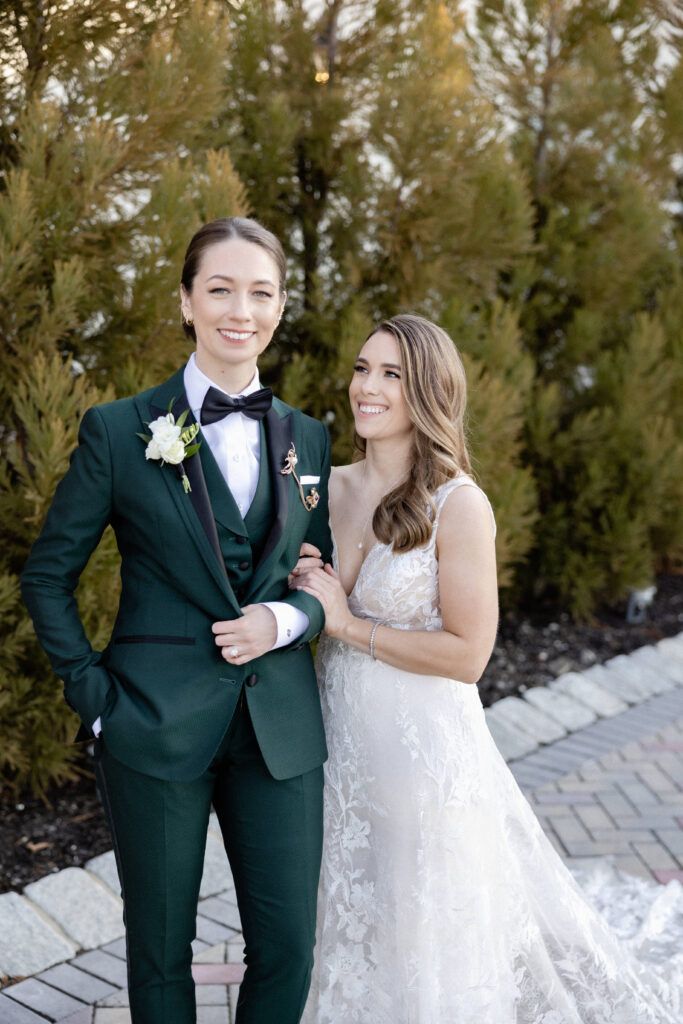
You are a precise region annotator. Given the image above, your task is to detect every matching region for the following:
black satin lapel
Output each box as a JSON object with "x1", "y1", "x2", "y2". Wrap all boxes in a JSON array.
[
  {"x1": 148, "y1": 395, "x2": 231, "y2": 594},
  {"x1": 253, "y1": 407, "x2": 292, "y2": 574},
  {"x1": 197, "y1": 439, "x2": 246, "y2": 535},
  {"x1": 182, "y1": 440, "x2": 228, "y2": 581}
]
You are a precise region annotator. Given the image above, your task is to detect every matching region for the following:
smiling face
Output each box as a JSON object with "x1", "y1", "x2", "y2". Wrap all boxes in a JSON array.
[
  {"x1": 180, "y1": 237, "x2": 285, "y2": 387},
  {"x1": 349, "y1": 330, "x2": 414, "y2": 444}
]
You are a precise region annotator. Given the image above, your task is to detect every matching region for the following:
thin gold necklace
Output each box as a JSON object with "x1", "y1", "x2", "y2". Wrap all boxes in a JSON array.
[{"x1": 356, "y1": 460, "x2": 408, "y2": 551}]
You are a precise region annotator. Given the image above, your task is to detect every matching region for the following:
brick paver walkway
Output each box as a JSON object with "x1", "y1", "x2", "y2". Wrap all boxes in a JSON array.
[
  {"x1": 2, "y1": 688, "x2": 682, "y2": 1022},
  {"x1": 513, "y1": 687, "x2": 683, "y2": 883},
  {"x1": 0, "y1": 934, "x2": 246, "y2": 1023}
]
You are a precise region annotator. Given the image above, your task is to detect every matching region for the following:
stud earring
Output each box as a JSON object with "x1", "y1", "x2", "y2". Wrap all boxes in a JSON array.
[{"x1": 184, "y1": 314, "x2": 194, "y2": 326}]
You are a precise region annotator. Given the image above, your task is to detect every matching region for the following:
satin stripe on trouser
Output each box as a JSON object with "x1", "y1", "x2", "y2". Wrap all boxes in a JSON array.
[{"x1": 94, "y1": 691, "x2": 324, "y2": 1024}]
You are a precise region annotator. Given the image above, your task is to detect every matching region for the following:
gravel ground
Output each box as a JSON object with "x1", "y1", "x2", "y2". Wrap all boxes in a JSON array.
[{"x1": 1, "y1": 571, "x2": 681, "y2": 894}]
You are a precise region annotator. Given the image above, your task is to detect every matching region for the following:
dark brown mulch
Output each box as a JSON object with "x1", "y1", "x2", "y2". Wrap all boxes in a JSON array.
[
  {"x1": 478, "y1": 571, "x2": 683, "y2": 706},
  {"x1": 0, "y1": 769, "x2": 112, "y2": 895},
  {"x1": 1, "y1": 572, "x2": 681, "y2": 895}
]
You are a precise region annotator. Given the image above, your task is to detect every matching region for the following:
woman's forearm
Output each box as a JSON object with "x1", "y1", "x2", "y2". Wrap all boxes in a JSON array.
[{"x1": 335, "y1": 615, "x2": 486, "y2": 683}]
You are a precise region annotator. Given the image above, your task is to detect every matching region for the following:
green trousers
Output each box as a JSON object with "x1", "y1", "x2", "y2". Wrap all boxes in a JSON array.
[{"x1": 94, "y1": 692, "x2": 324, "y2": 1024}]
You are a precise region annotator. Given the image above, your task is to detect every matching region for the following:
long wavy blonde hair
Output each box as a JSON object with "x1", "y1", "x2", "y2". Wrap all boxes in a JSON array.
[{"x1": 355, "y1": 313, "x2": 472, "y2": 553}]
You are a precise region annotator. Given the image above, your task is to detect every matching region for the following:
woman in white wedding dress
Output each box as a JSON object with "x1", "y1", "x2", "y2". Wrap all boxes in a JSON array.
[{"x1": 294, "y1": 313, "x2": 682, "y2": 1024}]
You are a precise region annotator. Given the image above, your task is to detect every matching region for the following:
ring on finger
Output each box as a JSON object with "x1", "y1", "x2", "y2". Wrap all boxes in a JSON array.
[{"x1": 229, "y1": 646, "x2": 239, "y2": 658}]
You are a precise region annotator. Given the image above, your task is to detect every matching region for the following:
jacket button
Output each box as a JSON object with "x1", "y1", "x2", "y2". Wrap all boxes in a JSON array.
[
  {"x1": 246, "y1": 673, "x2": 258, "y2": 687},
  {"x1": 238, "y1": 560, "x2": 250, "y2": 570},
  {"x1": 236, "y1": 536, "x2": 247, "y2": 545}
]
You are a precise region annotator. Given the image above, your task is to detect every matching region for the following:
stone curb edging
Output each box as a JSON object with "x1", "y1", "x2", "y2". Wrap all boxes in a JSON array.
[
  {"x1": 484, "y1": 634, "x2": 683, "y2": 762},
  {"x1": 1, "y1": 934, "x2": 245, "y2": 1024},
  {"x1": 0, "y1": 818, "x2": 237, "y2": 982},
  {"x1": 510, "y1": 685, "x2": 683, "y2": 792},
  {"x1": 1, "y1": 631, "x2": 682, "y2": 985}
]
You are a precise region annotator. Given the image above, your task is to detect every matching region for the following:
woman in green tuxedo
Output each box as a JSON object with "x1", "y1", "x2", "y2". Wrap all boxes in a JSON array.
[{"x1": 22, "y1": 217, "x2": 332, "y2": 1024}]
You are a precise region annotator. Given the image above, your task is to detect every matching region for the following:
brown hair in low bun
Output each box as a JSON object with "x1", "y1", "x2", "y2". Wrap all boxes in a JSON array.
[{"x1": 356, "y1": 313, "x2": 472, "y2": 553}]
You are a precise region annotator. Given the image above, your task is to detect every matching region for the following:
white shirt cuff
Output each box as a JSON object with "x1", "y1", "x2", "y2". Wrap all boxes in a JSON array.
[
  {"x1": 261, "y1": 602, "x2": 309, "y2": 650},
  {"x1": 92, "y1": 716, "x2": 102, "y2": 737}
]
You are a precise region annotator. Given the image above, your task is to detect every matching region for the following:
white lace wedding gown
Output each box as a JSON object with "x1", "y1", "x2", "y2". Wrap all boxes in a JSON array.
[{"x1": 302, "y1": 477, "x2": 683, "y2": 1024}]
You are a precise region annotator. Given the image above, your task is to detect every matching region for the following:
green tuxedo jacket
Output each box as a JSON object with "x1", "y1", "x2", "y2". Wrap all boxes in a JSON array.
[{"x1": 21, "y1": 367, "x2": 332, "y2": 782}]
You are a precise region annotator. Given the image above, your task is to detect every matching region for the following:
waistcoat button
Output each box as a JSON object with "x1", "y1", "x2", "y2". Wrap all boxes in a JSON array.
[
  {"x1": 246, "y1": 673, "x2": 258, "y2": 687},
  {"x1": 238, "y1": 560, "x2": 250, "y2": 570}
]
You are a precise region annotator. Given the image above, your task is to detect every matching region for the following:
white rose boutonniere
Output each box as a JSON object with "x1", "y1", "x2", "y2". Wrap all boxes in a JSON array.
[{"x1": 137, "y1": 403, "x2": 201, "y2": 494}]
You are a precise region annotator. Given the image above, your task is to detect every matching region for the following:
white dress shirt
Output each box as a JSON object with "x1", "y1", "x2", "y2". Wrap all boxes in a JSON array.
[
  {"x1": 186, "y1": 354, "x2": 263, "y2": 518},
  {"x1": 92, "y1": 356, "x2": 308, "y2": 736}
]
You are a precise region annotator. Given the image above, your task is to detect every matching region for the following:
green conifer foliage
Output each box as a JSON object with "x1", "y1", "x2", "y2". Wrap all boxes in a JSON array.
[
  {"x1": 361, "y1": 2, "x2": 533, "y2": 314},
  {"x1": 442, "y1": 299, "x2": 539, "y2": 589},
  {"x1": 0, "y1": 352, "x2": 116, "y2": 796},
  {"x1": 474, "y1": 0, "x2": 683, "y2": 613}
]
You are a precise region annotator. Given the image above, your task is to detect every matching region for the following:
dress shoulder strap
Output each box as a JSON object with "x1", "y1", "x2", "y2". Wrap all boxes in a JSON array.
[{"x1": 433, "y1": 475, "x2": 497, "y2": 538}]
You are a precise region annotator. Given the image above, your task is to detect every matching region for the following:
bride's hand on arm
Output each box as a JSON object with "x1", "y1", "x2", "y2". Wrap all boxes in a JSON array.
[
  {"x1": 291, "y1": 563, "x2": 358, "y2": 638},
  {"x1": 287, "y1": 542, "x2": 324, "y2": 587}
]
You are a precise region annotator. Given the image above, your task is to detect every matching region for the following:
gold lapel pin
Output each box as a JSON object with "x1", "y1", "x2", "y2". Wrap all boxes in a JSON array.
[{"x1": 281, "y1": 444, "x2": 320, "y2": 512}]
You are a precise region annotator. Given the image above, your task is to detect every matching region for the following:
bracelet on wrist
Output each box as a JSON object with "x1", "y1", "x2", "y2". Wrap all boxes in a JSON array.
[{"x1": 369, "y1": 619, "x2": 386, "y2": 660}]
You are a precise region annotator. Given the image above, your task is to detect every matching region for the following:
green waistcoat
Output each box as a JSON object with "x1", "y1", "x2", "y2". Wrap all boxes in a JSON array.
[
  {"x1": 219, "y1": 425, "x2": 274, "y2": 598},
  {"x1": 200, "y1": 423, "x2": 274, "y2": 603}
]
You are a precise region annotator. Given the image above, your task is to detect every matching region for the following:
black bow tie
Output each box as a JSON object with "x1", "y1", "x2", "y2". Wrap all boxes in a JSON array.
[{"x1": 200, "y1": 386, "x2": 273, "y2": 426}]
